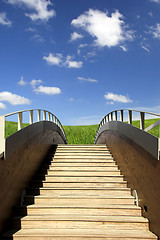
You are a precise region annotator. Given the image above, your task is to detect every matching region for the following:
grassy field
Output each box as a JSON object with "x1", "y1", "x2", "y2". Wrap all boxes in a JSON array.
[
  {"x1": 4, "y1": 118, "x2": 160, "y2": 144},
  {"x1": 63, "y1": 125, "x2": 98, "y2": 144}
]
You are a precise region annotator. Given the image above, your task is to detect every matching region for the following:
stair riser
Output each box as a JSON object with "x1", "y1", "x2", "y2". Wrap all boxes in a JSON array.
[
  {"x1": 24, "y1": 197, "x2": 135, "y2": 205},
  {"x1": 46, "y1": 171, "x2": 121, "y2": 176},
  {"x1": 21, "y1": 208, "x2": 141, "y2": 216},
  {"x1": 13, "y1": 221, "x2": 149, "y2": 230},
  {"x1": 35, "y1": 182, "x2": 127, "y2": 188},
  {"x1": 54, "y1": 154, "x2": 112, "y2": 157},
  {"x1": 27, "y1": 189, "x2": 131, "y2": 196},
  {"x1": 50, "y1": 162, "x2": 117, "y2": 166},
  {"x1": 53, "y1": 158, "x2": 114, "y2": 161},
  {"x1": 44, "y1": 176, "x2": 124, "y2": 182},
  {"x1": 48, "y1": 166, "x2": 119, "y2": 171},
  {"x1": 11, "y1": 236, "x2": 156, "y2": 240},
  {"x1": 55, "y1": 151, "x2": 110, "y2": 153}
]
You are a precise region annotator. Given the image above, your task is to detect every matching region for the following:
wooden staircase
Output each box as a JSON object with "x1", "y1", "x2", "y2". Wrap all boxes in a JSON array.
[{"x1": 3, "y1": 145, "x2": 157, "y2": 239}]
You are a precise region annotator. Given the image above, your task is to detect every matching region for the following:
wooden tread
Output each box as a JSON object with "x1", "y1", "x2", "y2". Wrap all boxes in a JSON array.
[{"x1": 2, "y1": 144, "x2": 157, "y2": 239}]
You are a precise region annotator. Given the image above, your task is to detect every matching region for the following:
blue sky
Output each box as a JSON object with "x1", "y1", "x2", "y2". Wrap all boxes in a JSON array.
[{"x1": 0, "y1": 0, "x2": 160, "y2": 125}]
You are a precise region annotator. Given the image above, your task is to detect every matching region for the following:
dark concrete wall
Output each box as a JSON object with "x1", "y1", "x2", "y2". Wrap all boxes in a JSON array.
[
  {"x1": 0, "y1": 121, "x2": 66, "y2": 233},
  {"x1": 96, "y1": 130, "x2": 160, "y2": 237}
]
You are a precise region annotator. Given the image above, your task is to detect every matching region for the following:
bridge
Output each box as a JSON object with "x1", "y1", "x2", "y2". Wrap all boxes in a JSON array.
[{"x1": 0, "y1": 109, "x2": 160, "y2": 239}]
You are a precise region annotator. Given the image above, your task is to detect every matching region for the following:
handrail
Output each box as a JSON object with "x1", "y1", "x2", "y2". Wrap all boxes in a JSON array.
[
  {"x1": 95, "y1": 109, "x2": 160, "y2": 143},
  {"x1": 0, "y1": 109, "x2": 67, "y2": 155}
]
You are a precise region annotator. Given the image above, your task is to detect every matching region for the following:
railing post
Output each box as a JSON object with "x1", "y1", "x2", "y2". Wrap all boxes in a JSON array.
[
  {"x1": 18, "y1": 112, "x2": 23, "y2": 131},
  {"x1": 104, "y1": 116, "x2": 106, "y2": 124},
  {"x1": 43, "y1": 111, "x2": 46, "y2": 121},
  {"x1": 120, "y1": 110, "x2": 123, "y2": 122},
  {"x1": 115, "y1": 111, "x2": 117, "y2": 121},
  {"x1": 140, "y1": 112, "x2": 145, "y2": 130},
  {"x1": 107, "y1": 114, "x2": 109, "y2": 122},
  {"x1": 111, "y1": 112, "x2": 113, "y2": 121},
  {"x1": 51, "y1": 114, "x2": 53, "y2": 122},
  {"x1": 38, "y1": 110, "x2": 41, "y2": 122},
  {"x1": 48, "y1": 113, "x2": 50, "y2": 121},
  {"x1": 30, "y1": 110, "x2": 33, "y2": 125},
  {"x1": 0, "y1": 116, "x2": 5, "y2": 155},
  {"x1": 128, "y1": 110, "x2": 132, "y2": 125}
]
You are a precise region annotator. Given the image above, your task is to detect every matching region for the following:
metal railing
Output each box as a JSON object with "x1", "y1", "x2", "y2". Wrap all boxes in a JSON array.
[
  {"x1": 0, "y1": 109, "x2": 67, "y2": 154},
  {"x1": 95, "y1": 109, "x2": 160, "y2": 143}
]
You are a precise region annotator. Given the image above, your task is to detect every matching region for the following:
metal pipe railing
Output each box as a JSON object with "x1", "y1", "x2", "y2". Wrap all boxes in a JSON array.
[{"x1": 0, "y1": 109, "x2": 67, "y2": 154}]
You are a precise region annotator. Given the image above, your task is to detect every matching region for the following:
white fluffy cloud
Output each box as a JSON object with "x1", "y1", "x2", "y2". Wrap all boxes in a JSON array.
[
  {"x1": 31, "y1": 79, "x2": 43, "y2": 88},
  {"x1": 34, "y1": 85, "x2": 61, "y2": 95},
  {"x1": 78, "y1": 77, "x2": 98, "y2": 83},
  {"x1": 6, "y1": 0, "x2": 55, "y2": 21},
  {"x1": 70, "y1": 32, "x2": 83, "y2": 42},
  {"x1": 150, "y1": 0, "x2": 160, "y2": 3},
  {"x1": 43, "y1": 53, "x2": 63, "y2": 66},
  {"x1": 0, "y1": 92, "x2": 31, "y2": 105},
  {"x1": 71, "y1": 9, "x2": 134, "y2": 48},
  {"x1": 65, "y1": 56, "x2": 83, "y2": 68},
  {"x1": 0, "y1": 102, "x2": 6, "y2": 109},
  {"x1": 31, "y1": 34, "x2": 45, "y2": 42},
  {"x1": 105, "y1": 92, "x2": 133, "y2": 103},
  {"x1": 120, "y1": 45, "x2": 127, "y2": 52},
  {"x1": 18, "y1": 76, "x2": 27, "y2": 86},
  {"x1": 149, "y1": 23, "x2": 160, "y2": 39},
  {"x1": 0, "y1": 12, "x2": 12, "y2": 26},
  {"x1": 43, "y1": 53, "x2": 83, "y2": 68}
]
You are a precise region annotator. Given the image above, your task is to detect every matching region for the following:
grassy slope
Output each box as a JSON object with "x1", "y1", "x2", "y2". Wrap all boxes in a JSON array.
[
  {"x1": 4, "y1": 119, "x2": 160, "y2": 144},
  {"x1": 63, "y1": 125, "x2": 98, "y2": 144}
]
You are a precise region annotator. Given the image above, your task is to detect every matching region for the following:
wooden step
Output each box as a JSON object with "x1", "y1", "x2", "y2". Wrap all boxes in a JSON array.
[
  {"x1": 55, "y1": 150, "x2": 110, "y2": 153},
  {"x1": 24, "y1": 195, "x2": 135, "y2": 205},
  {"x1": 54, "y1": 153, "x2": 111, "y2": 156},
  {"x1": 27, "y1": 187, "x2": 131, "y2": 196},
  {"x1": 13, "y1": 215, "x2": 149, "y2": 230},
  {"x1": 48, "y1": 166, "x2": 119, "y2": 171},
  {"x1": 50, "y1": 162, "x2": 117, "y2": 166},
  {"x1": 43, "y1": 176, "x2": 124, "y2": 182},
  {"x1": 4, "y1": 228, "x2": 157, "y2": 239},
  {"x1": 57, "y1": 145, "x2": 107, "y2": 148},
  {"x1": 31, "y1": 181, "x2": 127, "y2": 188},
  {"x1": 52, "y1": 159, "x2": 114, "y2": 162},
  {"x1": 53, "y1": 156, "x2": 113, "y2": 159},
  {"x1": 46, "y1": 170, "x2": 121, "y2": 176},
  {"x1": 3, "y1": 144, "x2": 157, "y2": 240},
  {"x1": 20, "y1": 204, "x2": 141, "y2": 216}
]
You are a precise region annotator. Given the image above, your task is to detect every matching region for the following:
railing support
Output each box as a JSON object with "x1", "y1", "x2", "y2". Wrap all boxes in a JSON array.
[
  {"x1": 140, "y1": 112, "x2": 145, "y2": 130},
  {"x1": 111, "y1": 112, "x2": 113, "y2": 121},
  {"x1": 115, "y1": 111, "x2": 117, "y2": 121},
  {"x1": 120, "y1": 110, "x2": 123, "y2": 122},
  {"x1": 30, "y1": 110, "x2": 33, "y2": 125},
  {"x1": 18, "y1": 112, "x2": 23, "y2": 131},
  {"x1": 38, "y1": 110, "x2": 41, "y2": 122},
  {"x1": 43, "y1": 111, "x2": 46, "y2": 121},
  {"x1": 128, "y1": 110, "x2": 132, "y2": 125},
  {"x1": 48, "y1": 113, "x2": 50, "y2": 121},
  {"x1": 0, "y1": 116, "x2": 5, "y2": 155}
]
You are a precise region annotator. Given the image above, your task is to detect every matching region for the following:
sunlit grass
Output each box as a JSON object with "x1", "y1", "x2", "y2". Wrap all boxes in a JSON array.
[{"x1": 4, "y1": 118, "x2": 160, "y2": 144}]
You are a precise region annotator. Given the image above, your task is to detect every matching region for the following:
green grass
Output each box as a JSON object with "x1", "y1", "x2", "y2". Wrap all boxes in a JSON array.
[
  {"x1": 5, "y1": 121, "x2": 29, "y2": 138},
  {"x1": 4, "y1": 118, "x2": 160, "y2": 144},
  {"x1": 63, "y1": 125, "x2": 98, "y2": 144},
  {"x1": 131, "y1": 118, "x2": 160, "y2": 138}
]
